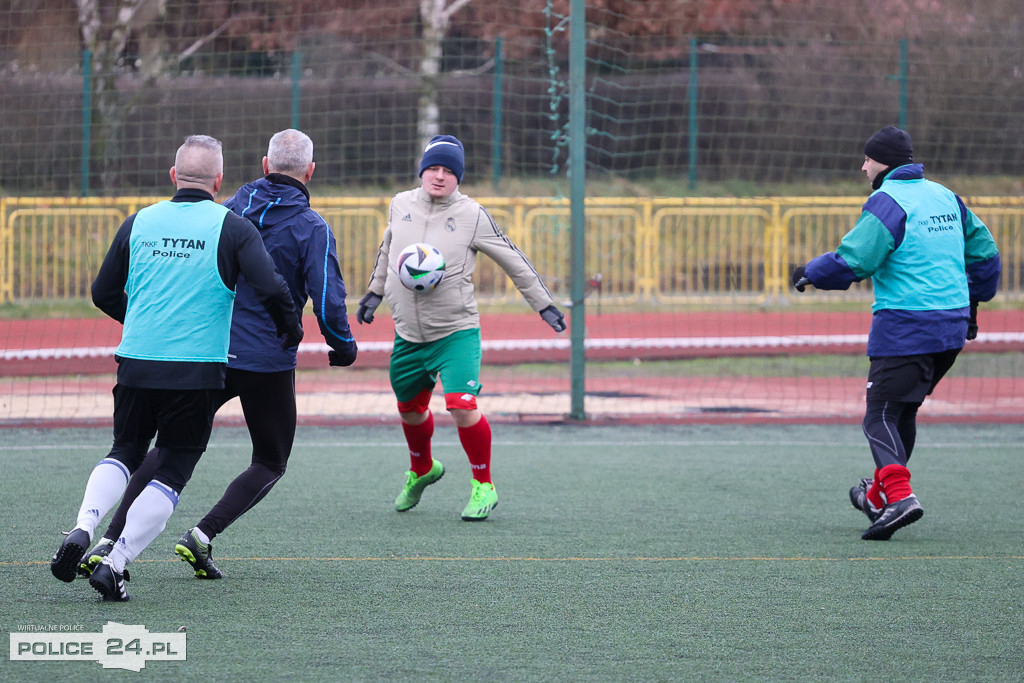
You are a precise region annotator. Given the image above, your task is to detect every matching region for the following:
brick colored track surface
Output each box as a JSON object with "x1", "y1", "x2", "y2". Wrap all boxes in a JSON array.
[{"x1": 3, "y1": 310, "x2": 1023, "y2": 424}]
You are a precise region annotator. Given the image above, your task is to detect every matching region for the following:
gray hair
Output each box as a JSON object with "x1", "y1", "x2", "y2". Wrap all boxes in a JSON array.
[
  {"x1": 267, "y1": 129, "x2": 313, "y2": 176},
  {"x1": 174, "y1": 135, "x2": 223, "y2": 186}
]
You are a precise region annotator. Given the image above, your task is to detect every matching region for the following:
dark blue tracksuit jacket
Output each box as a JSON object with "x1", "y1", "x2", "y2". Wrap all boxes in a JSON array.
[{"x1": 224, "y1": 173, "x2": 355, "y2": 372}]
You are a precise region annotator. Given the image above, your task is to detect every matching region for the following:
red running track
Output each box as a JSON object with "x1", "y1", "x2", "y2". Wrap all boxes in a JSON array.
[{"x1": 3, "y1": 309, "x2": 1024, "y2": 376}]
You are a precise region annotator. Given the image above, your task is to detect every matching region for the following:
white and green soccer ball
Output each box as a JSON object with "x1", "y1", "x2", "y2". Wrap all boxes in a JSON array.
[{"x1": 397, "y1": 242, "x2": 446, "y2": 292}]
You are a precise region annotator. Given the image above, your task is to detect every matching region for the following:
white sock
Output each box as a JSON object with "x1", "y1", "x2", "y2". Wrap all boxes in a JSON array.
[
  {"x1": 108, "y1": 480, "x2": 178, "y2": 573},
  {"x1": 193, "y1": 528, "x2": 210, "y2": 545},
  {"x1": 74, "y1": 458, "x2": 131, "y2": 539}
]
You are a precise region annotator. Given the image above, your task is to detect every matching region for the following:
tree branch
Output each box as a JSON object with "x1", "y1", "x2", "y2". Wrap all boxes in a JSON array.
[
  {"x1": 442, "y1": 0, "x2": 474, "y2": 22},
  {"x1": 177, "y1": 16, "x2": 247, "y2": 65}
]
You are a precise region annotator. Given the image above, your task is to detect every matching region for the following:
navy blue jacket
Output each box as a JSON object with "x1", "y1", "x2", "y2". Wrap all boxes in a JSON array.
[{"x1": 224, "y1": 174, "x2": 355, "y2": 372}]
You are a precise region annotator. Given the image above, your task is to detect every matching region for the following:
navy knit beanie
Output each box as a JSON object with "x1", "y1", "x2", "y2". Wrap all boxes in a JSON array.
[
  {"x1": 419, "y1": 135, "x2": 465, "y2": 183},
  {"x1": 864, "y1": 126, "x2": 913, "y2": 167}
]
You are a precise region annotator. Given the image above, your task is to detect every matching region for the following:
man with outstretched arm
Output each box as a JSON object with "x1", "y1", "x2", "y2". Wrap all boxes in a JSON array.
[
  {"x1": 791, "y1": 126, "x2": 1000, "y2": 541},
  {"x1": 357, "y1": 134, "x2": 565, "y2": 521}
]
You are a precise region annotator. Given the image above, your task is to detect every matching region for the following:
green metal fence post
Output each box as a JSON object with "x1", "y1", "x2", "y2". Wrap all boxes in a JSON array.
[
  {"x1": 568, "y1": 0, "x2": 587, "y2": 420},
  {"x1": 491, "y1": 37, "x2": 504, "y2": 190},
  {"x1": 886, "y1": 39, "x2": 908, "y2": 128},
  {"x1": 80, "y1": 50, "x2": 92, "y2": 197},
  {"x1": 291, "y1": 51, "x2": 302, "y2": 129},
  {"x1": 688, "y1": 37, "x2": 698, "y2": 191}
]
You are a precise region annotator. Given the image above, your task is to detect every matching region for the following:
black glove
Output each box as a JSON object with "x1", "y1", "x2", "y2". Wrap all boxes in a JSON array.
[
  {"x1": 966, "y1": 300, "x2": 979, "y2": 340},
  {"x1": 356, "y1": 292, "x2": 383, "y2": 325},
  {"x1": 791, "y1": 265, "x2": 811, "y2": 293},
  {"x1": 540, "y1": 304, "x2": 566, "y2": 333},
  {"x1": 280, "y1": 325, "x2": 303, "y2": 350},
  {"x1": 328, "y1": 340, "x2": 358, "y2": 367}
]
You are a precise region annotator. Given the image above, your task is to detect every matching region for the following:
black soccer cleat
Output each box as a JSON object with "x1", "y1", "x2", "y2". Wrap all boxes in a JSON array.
[
  {"x1": 51, "y1": 528, "x2": 91, "y2": 583},
  {"x1": 89, "y1": 558, "x2": 130, "y2": 602},
  {"x1": 862, "y1": 494, "x2": 923, "y2": 541},
  {"x1": 174, "y1": 528, "x2": 223, "y2": 579},
  {"x1": 849, "y1": 477, "x2": 882, "y2": 523},
  {"x1": 78, "y1": 538, "x2": 114, "y2": 578}
]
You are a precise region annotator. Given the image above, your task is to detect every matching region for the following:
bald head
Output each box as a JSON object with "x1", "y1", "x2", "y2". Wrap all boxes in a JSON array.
[
  {"x1": 265, "y1": 129, "x2": 315, "y2": 182},
  {"x1": 171, "y1": 135, "x2": 224, "y2": 192}
]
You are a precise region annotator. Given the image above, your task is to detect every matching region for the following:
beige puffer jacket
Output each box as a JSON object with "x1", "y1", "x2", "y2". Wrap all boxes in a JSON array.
[{"x1": 366, "y1": 187, "x2": 556, "y2": 343}]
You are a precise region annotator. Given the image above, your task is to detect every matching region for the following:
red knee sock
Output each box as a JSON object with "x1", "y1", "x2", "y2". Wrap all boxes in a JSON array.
[
  {"x1": 878, "y1": 464, "x2": 913, "y2": 504},
  {"x1": 458, "y1": 415, "x2": 492, "y2": 484},
  {"x1": 866, "y1": 467, "x2": 886, "y2": 509},
  {"x1": 402, "y1": 411, "x2": 435, "y2": 476}
]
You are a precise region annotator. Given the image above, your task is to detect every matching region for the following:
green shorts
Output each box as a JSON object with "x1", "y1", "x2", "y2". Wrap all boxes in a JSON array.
[{"x1": 390, "y1": 328, "x2": 483, "y2": 408}]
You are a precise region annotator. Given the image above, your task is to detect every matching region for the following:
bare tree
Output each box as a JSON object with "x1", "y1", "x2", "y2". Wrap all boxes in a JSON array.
[
  {"x1": 77, "y1": 0, "x2": 167, "y2": 192},
  {"x1": 417, "y1": 0, "x2": 474, "y2": 143}
]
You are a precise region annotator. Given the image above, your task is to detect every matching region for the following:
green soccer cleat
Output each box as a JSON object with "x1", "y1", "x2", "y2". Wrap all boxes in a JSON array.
[
  {"x1": 461, "y1": 480, "x2": 498, "y2": 521},
  {"x1": 174, "y1": 528, "x2": 223, "y2": 579},
  {"x1": 78, "y1": 538, "x2": 115, "y2": 578},
  {"x1": 394, "y1": 459, "x2": 445, "y2": 512}
]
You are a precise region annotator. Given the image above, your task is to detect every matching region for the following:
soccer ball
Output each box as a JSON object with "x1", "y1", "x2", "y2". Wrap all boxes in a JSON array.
[{"x1": 397, "y1": 242, "x2": 446, "y2": 292}]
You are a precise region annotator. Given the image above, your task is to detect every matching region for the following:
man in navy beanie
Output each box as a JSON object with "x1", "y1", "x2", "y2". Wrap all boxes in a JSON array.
[
  {"x1": 419, "y1": 135, "x2": 465, "y2": 183},
  {"x1": 355, "y1": 134, "x2": 565, "y2": 521},
  {"x1": 790, "y1": 126, "x2": 1001, "y2": 541}
]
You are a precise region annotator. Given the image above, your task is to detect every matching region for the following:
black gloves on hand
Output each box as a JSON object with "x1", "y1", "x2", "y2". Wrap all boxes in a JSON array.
[
  {"x1": 280, "y1": 328, "x2": 303, "y2": 350},
  {"x1": 540, "y1": 304, "x2": 566, "y2": 333},
  {"x1": 328, "y1": 340, "x2": 358, "y2": 367},
  {"x1": 791, "y1": 265, "x2": 811, "y2": 292},
  {"x1": 356, "y1": 292, "x2": 383, "y2": 325},
  {"x1": 967, "y1": 300, "x2": 979, "y2": 340}
]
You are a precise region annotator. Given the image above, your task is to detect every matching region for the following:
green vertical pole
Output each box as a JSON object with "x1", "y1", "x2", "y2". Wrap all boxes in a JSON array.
[
  {"x1": 80, "y1": 50, "x2": 92, "y2": 197},
  {"x1": 898, "y1": 39, "x2": 908, "y2": 130},
  {"x1": 291, "y1": 51, "x2": 302, "y2": 129},
  {"x1": 491, "y1": 38, "x2": 504, "y2": 189},
  {"x1": 568, "y1": 0, "x2": 587, "y2": 420},
  {"x1": 688, "y1": 37, "x2": 698, "y2": 191}
]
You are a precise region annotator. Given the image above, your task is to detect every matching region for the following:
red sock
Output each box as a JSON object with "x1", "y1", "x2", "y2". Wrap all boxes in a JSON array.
[
  {"x1": 458, "y1": 414, "x2": 492, "y2": 484},
  {"x1": 878, "y1": 464, "x2": 913, "y2": 504},
  {"x1": 402, "y1": 411, "x2": 434, "y2": 476},
  {"x1": 866, "y1": 468, "x2": 886, "y2": 509}
]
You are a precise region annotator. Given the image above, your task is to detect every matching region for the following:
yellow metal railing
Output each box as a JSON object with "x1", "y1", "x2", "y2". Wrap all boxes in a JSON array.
[{"x1": 3, "y1": 195, "x2": 1023, "y2": 304}]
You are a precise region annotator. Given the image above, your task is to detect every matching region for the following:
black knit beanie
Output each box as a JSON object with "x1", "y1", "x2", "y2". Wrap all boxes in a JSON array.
[{"x1": 863, "y1": 126, "x2": 913, "y2": 167}]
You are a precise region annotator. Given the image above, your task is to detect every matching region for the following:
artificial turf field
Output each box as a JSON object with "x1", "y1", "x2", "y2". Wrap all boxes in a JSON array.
[{"x1": 4, "y1": 422, "x2": 1023, "y2": 680}]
